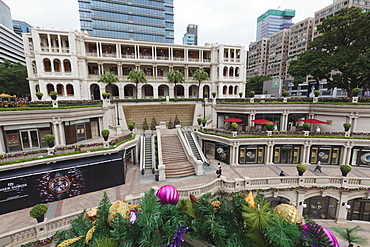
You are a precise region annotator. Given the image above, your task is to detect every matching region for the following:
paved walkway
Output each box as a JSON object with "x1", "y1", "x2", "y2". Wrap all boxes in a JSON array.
[{"x1": 1, "y1": 160, "x2": 370, "y2": 246}]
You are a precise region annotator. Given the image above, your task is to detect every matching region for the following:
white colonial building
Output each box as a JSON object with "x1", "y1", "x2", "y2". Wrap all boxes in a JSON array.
[{"x1": 23, "y1": 28, "x2": 246, "y2": 101}]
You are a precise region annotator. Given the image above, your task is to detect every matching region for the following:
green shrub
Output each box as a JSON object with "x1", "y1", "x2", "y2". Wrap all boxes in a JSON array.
[
  {"x1": 230, "y1": 122, "x2": 238, "y2": 129},
  {"x1": 266, "y1": 122, "x2": 274, "y2": 128},
  {"x1": 343, "y1": 123, "x2": 352, "y2": 128},
  {"x1": 297, "y1": 164, "x2": 307, "y2": 172},
  {"x1": 201, "y1": 118, "x2": 207, "y2": 124},
  {"x1": 128, "y1": 121, "x2": 135, "y2": 129},
  {"x1": 340, "y1": 164, "x2": 352, "y2": 173},
  {"x1": 36, "y1": 92, "x2": 43, "y2": 97},
  {"x1": 282, "y1": 91, "x2": 289, "y2": 96},
  {"x1": 44, "y1": 134, "x2": 55, "y2": 143},
  {"x1": 212, "y1": 92, "x2": 216, "y2": 97},
  {"x1": 30, "y1": 204, "x2": 48, "y2": 218},
  {"x1": 352, "y1": 88, "x2": 361, "y2": 94},
  {"x1": 204, "y1": 92, "x2": 208, "y2": 97},
  {"x1": 102, "y1": 92, "x2": 111, "y2": 97},
  {"x1": 250, "y1": 91, "x2": 255, "y2": 96},
  {"x1": 314, "y1": 90, "x2": 320, "y2": 96},
  {"x1": 49, "y1": 91, "x2": 58, "y2": 96},
  {"x1": 101, "y1": 129, "x2": 110, "y2": 136},
  {"x1": 303, "y1": 123, "x2": 311, "y2": 129}
]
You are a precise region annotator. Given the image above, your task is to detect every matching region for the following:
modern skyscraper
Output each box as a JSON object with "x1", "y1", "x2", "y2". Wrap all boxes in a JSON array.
[
  {"x1": 256, "y1": 9, "x2": 295, "y2": 40},
  {"x1": 0, "y1": 0, "x2": 25, "y2": 64},
  {"x1": 78, "y1": 0, "x2": 174, "y2": 43},
  {"x1": 182, "y1": 24, "x2": 198, "y2": 45},
  {"x1": 12, "y1": 20, "x2": 32, "y2": 36}
]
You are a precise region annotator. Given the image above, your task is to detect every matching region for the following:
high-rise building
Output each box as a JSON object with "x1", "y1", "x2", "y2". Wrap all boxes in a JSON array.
[
  {"x1": 12, "y1": 20, "x2": 32, "y2": 36},
  {"x1": 78, "y1": 0, "x2": 174, "y2": 43},
  {"x1": 0, "y1": 0, "x2": 25, "y2": 64},
  {"x1": 182, "y1": 24, "x2": 198, "y2": 45},
  {"x1": 256, "y1": 9, "x2": 295, "y2": 40}
]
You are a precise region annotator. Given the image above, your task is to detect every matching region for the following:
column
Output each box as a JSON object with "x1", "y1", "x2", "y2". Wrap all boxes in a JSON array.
[
  {"x1": 345, "y1": 142, "x2": 355, "y2": 165},
  {"x1": 230, "y1": 141, "x2": 240, "y2": 166},
  {"x1": 303, "y1": 140, "x2": 312, "y2": 165},
  {"x1": 266, "y1": 140, "x2": 274, "y2": 165},
  {"x1": 249, "y1": 110, "x2": 256, "y2": 127},
  {"x1": 47, "y1": 34, "x2": 51, "y2": 52},
  {"x1": 57, "y1": 117, "x2": 66, "y2": 145},
  {"x1": 341, "y1": 144, "x2": 348, "y2": 166},
  {"x1": 352, "y1": 113, "x2": 359, "y2": 132},
  {"x1": 52, "y1": 117, "x2": 60, "y2": 146},
  {"x1": 153, "y1": 87, "x2": 158, "y2": 99},
  {"x1": 0, "y1": 129, "x2": 6, "y2": 155},
  {"x1": 117, "y1": 62, "x2": 122, "y2": 78},
  {"x1": 336, "y1": 192, "x2": 351, "y2": 223},
  {"x1": 119, "y1": 86, "x2": 125, "y2": 99},
  {"x1": 282, "y1": 110, "x2": 289, "y2": 131},
  {"x1": 58, "y1": 34, "x2": 62, "y2": 53},
  {"x1": 296, "y1": 190, "x2": 308, "y2": 215}
]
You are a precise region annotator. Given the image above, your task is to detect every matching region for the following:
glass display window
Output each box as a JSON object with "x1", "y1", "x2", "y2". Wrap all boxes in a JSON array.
[
  {"x1": 273, "y1": 145, "x2": 301, "y2": 164},
  {"x1": 239, "y1": 146, "x2": 264, "y2": 164},
  {"x1": 310, "y1": 146, "x2": 340, "y2": 165}
]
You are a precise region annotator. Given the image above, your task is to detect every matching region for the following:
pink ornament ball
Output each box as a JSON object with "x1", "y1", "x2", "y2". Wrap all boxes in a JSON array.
[{"x1": 156, "y1": 185, "x2": 179, "y2": 205}]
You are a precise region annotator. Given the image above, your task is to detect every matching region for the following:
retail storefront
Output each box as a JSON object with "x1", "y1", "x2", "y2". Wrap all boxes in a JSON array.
[
  {"x1": 239, "y1": 145, "x2": 265, "y2": 164},
  {"x1": 3, "y1": 123, "x2": 52, "y2": 152},
  {"x1": 347, "y1": 198, "x2": 370, "y2": 221},
  {"x1": 64, "y1": 118, "x2": 100, "y2": 144},
  {"x1": 351, "y1": 146, "x2": 370, "y2": 166},
  {"x1": 217, "y1": 113, "x2": 248, "y2": 130},
  {"x1": 273, "y1": 145, "x2": 301, "y2": 164},
  {"x1": 310, "y1": 145, "x2": 341, "y2": 165},
  {"x1": 203, "y1": 141, "x2": 230, "y2": 164},
  {"x1": 255, "y1": 114, "x2": 281, "y2": 131},
  {"x1": 303, "y1": 196, "x2": 338, "y2": 220}
]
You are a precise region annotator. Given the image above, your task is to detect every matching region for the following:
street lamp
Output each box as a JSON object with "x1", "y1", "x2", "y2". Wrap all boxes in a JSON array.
[
  {"x1": 116, "y1": 102, "x2": 120, "y2": 125},
  {"x1": 203, "y1": 99, "x2": 206, "y2": 119}
]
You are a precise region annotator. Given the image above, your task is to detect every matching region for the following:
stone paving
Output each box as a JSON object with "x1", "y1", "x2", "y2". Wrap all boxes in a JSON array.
[{"x1": 1, "y1": 157, "x2": 370, "y2": 246}]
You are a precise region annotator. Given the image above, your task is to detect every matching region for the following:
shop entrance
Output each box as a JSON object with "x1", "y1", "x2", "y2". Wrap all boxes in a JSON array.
[
  {"x1": 20, "y1": 130, "x2": 39, "y2": 150},
  {"x1": 347, "y1": 199, "x2": 370, "y2": 221}
]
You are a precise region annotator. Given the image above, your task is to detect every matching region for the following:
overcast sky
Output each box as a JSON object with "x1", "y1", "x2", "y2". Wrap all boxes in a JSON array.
[{"x1": 6, "y1": 0, "x2": 333, "y2": 47}]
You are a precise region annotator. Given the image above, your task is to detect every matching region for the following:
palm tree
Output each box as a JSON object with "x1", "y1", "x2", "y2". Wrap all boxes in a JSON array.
[
  {"x1": 331, "y1": 225, "x2": 368, "y2": 247},
  {"x1": 127, "y1": 69, "x2": 147, "y2": 101},
  {"x1": 193, "y1": 69, "x2": 208, "y2": 98},
  {"x1": 167, "y1": 70, "x2": 184, "y2": 99},
  {"x1": 98, "y1": 72, "x2": 119, "y2": 84}
]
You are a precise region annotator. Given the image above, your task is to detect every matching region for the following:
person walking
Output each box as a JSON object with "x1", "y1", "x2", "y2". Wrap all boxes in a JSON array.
[
  {"x1": 216, "y1": 163, "x2": 222, "y2": 178},
  {"x1": 279, "y1": 171, "x2": 286, "y2": 176},
  {"x1": 314, "y1": 160, "x2": 322, "y2": 173}
]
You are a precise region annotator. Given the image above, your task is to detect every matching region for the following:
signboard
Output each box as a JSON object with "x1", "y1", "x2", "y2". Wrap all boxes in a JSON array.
[{"x1": 272, "y1": 78, "x2": 280, "y2": 89}]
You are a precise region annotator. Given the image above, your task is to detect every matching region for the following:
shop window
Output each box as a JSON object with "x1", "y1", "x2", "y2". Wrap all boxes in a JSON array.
[
  {"x1": 310, "y1": 146, "x2": 340, "y2": 165},
  {"x1": 239, "y1": 146, "x2": 264, "y2": 164},
  {"x1": 303, "y1": 196, "x2": 337, "y2": 220}
]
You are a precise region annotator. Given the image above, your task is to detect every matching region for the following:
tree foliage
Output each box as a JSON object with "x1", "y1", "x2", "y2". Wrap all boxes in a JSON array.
[
  {"x1": 128, "y1": 69, "x2": 147, "y2": 101},
  {"x1": 246, "y1": 75, "x2": 271, "y2": 95},
  {"x1": 0, "y1": 60, "x2": 30, "y2": 97},
  {"x1": 193, "y1": 69, "x2": 209, "y2": 92},
  {"x1": 288, "y1": 8, "x2": 370, "y2": 96},
  {"x1": 98, "y1": 72, "x2": 119, "y2": 84},
  {"x1": 167, "y1": 70, "x2": 184, "y2": 98},
  {"x1": 331, "y1": 225, "x2": 368, "y2": 246}
]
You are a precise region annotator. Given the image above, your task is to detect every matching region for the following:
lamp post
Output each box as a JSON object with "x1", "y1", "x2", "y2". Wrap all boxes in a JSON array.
[
  {"x1": 116, "y1": 102, "x2": 120, "y2": 125},
  {"x1": 203, "y1": 99, "x2": 206, "y2": 119}
]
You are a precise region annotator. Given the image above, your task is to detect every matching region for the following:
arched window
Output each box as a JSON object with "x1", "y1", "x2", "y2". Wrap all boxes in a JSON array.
[
  {"x1": 43, "y1": 58, "x2": 51, "y2": 72},
  {"x1": 53, "y1": 59, "x2": 61, "y2": 72},
  {"x1": 229, "y1": 67, "x2": 234, "y2": 77},
  {"x1": 223, "y1": 66, "x2": 227, "y2": 77},
  {"x1": 46, "y1": 84, "x2": 54, "y2": 94},
  {"x1": 57, "y1": 84, "x2": 64, "y2": 96},
  {"x1": 229, "y1": 86, "x2": 233, "y2": 95},
  {"x1": 32, "y1": 61, "x2": 37, "y2": 73},
  {"x1": 35, "y1": 85, "x2": 40, "y2": 93},
  {"x1": 63, "y1": 59, "x2": 72, "y2": 72},
  {"x1": 234, "y1": 86, "x2": 239, "y2": 95},
  {"x1": 223, "y1": 85, "x2": 227, "y2": 95},
  {"x1": 66, "y1": 84, "x2": 74, "y2": 96},
  {"x1": 235, "y1": 67, "x2": 240, "y2": 77}
]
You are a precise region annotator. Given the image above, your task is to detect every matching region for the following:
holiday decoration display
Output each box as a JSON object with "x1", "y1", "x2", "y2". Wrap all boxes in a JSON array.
[
  {"x1": 168, "y1": 227, "x2": 189, "y2": 247},
  {"x1": 85, "y1": 208, "x2": 98, "y2": 221},
  {"x1": 156, "y1": 185, "x2": 179, "y2": 205},
  {"x1": 107, "y1": 199, "x2": 130, "y2": 226},
  {"x1": 302, "y1": 224, "x2": 340, "y2": 247},
  {"x1": 274, "y1": 204, "x2": 302, "y2": 224},
  {"x1": 244, "y1": 191, "x2": 256, "y2": 208},
  {"x1": 210, "y1": 201, "x2": 221, "y2": 210}
]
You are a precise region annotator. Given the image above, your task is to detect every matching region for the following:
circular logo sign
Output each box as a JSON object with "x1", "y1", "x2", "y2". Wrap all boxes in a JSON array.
[{"x1": 48, "y1": 176, "x2": 71, "y2": 194}]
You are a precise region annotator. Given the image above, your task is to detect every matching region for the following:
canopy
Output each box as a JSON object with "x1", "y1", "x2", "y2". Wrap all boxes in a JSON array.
[
  {"x1": 298, "y1": 119, "x2": 330, "y2": 124},
  {"x1": 223, "y1": 118, "x2": 242, "y2": 122},
  {"x1": 252, "y1": 119, "x2": 277, "y2": 125}
]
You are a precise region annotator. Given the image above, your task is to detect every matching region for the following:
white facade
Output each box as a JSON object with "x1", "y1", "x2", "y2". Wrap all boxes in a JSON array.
[{"x1": 23, "y1": 28, "x2": 246, "y2": 101}]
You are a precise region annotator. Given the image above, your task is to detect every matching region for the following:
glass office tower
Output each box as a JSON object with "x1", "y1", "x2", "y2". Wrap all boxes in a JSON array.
[
  {"x1": 78, "y1": 0, "x2": 174, "y2": 43},
  {"x1": 256, "y1": 9, "x2": 295, "y2": 40}
]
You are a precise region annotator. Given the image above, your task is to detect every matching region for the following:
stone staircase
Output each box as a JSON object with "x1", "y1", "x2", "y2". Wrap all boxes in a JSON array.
[{"x1": 161, "y1": 135, "x2": 195, "y2": 178}]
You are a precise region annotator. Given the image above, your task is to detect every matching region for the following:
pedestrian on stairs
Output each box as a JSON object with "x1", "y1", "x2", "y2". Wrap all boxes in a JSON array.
[{"x1": 216, "y1": 163, "x2": 222, "y2": 178}]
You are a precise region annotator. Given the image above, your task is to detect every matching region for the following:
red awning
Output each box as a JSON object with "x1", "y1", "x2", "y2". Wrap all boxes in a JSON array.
[
  {"x1": 252, "y1": 119, "x2": 277, "y2": 125},
  {"x1": 223, "y1": 118, "x2": 242, "y2": 122},
  {"x1": 298, "y1": 119, "x2": 330, "y2": 124}
]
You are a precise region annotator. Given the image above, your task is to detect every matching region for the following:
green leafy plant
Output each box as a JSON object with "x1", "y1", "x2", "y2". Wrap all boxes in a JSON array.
[
  {"x1": 314, "y1": 90, "x2": 320, "y2": 96},
  {"x1": 231, "y1": 122, "x2": 238, "y2": 130},
  {"x1": 340, "y1": 164, "x2": 352, "y2": 173},
  {"x1": 265, "y1": 122, "x2": 274, "y2": 130},
  {"x1": 343, "y1": 123, "x2": 352, "y2": 131},
  {"x1": 282, "y1": 91, "x2": 289, "y2": 97},
  {"x1": 29, "y1": 204, "x2": 48, "y2": 218},
  {"x1": 303, "y1": 122, "x2": 311, "y2": 130},
  {"x1": 297, "y1": 164, "x2": 307, "y2": 172},
  {"x1": 239, "y1": 92, "x2": 243, "y2": 98},
  {"x1": 101, "y1": 129, "x2": 110, "y2": 137},
  {"x1": 150, "y1": 116, "x2": 157, "y2": 130},
  {"x1": 204, "y1": 92, "x2": 208, "y2": 97},
  {"x1": 44, "y1": 134, "x2": 55, "y2": 143},
  {"x1": 36, "y1": 92, "x2": 43, "y2": 97},
  {"x1": 142, "y1": 118, "x2": 149, "y2": 130},
  {"x1": 212, "y1": 92, "x2": 216, "y2": 97},
  {"x1": 201, "y1": 118, "x2": 207, "y2": 124},
  {"x1": 331, "y1": 225, "x2": 368, "y2": 246},
  {"x1": 352, "y1": 88, "x2": 361, "y2": 96},
  {"x1": 102, "y1": 92, "x2": 111, "y2": 97},
  {"x1": 49, "y1": 91, "x2": 58, "y2": 96},
  {"x1": 197, "y1": 118, "x2": 203, "y2": 124},
  {"x1": 250, "y1": 91, "x2": 255, "y2": 97},
  {"x1": 128, "y1": 121, "x2": 135, "y2": 131}
]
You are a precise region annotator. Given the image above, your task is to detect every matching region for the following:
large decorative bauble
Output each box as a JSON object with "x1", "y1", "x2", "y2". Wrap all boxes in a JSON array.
[
  {"x1": 156, "y1": 185, "x2": 179, "y2": 205},
  {"x1": 302, "y1": 225, "x2": 339, "y2": 247},
  {"x1": 107, "y1": 200, "x2": 130, "y2": 226},
  {"x1": 274, "y1": 204, "x2": 302, "y2": 224}
]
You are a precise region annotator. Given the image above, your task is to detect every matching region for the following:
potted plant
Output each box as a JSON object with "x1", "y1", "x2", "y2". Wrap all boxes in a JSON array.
[
  {"x1": 101, "y1": 129, "x2": 110, "y2": 141},
  {"x1": 297, "y1": 164, "x2": 307, "y2": 176},
  {"x1": 314, "y1": 90, "x2": 320, "y2": 97},
  {"x1": 49, "y1": 91, "x2": 58, "y2": 100},
  {"x1": 303, "y1": 122, "x2": 311, "y2": 131},
  {"x1": 231, "y1": 122, "x2": 238, "y2": 131},
  {"x1": 250, "y1": 91, "x2": 255, "y2": 98},
  {"x1": 201, "y1": 118, "x2": 207, "y2": 127},
  {"x1": 44, "y1": 134, "x2": 55, "y2": 148},
  {"x1": 352, "y1": 88, "x2": 361, "y2": 97},
  {"x1": 203, "y1": 92, "x2": 208, "y2": 98},
  {"x1": 212, "y1": 92, "x2": 216, "y2": 98},
  {"x1": 197, "y1": 118, "x2": 203, "y2": 126},
  {"x1": 265, "y1": 122, "x2": 274, "y2": 131},
  {"x1": 343, "y1": 123, "x2": 352, "y2": 132},
  {"x1": 36, "y1": 92, "x2": 43, "y2": 100},
  {"x1": 282, "y1": 91, "x2": 289, "y2": 97},
  {"x1": 128, "y1": 121, "x2": 135, "y2": 131},
  {"x1": 239, "y1": 92, "x2": 243, "y2": 98},
  {"x1": 30, "y1": 204, "x2": 48, "y2": 223},
  {"x1": 102, "y1": 92, "x2": 111, "y2": 99},
  {"x1": 340, "y1": 164, "x2": 352, "y2": 177}
]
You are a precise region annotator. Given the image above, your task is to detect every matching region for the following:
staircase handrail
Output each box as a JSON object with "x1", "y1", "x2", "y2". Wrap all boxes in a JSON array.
[
  {"x1": 140, "y1": 135, "x2": 145, "y2": 174},
  {"x1": 190, "y1": 131, "x2": 210, "y2": 166},
  {"x1": 151, "y1": 135, "x2": 155, "y2": 174},
  {"x1": 176, "y1": 126, "x2": 203, "y2": 176}
]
